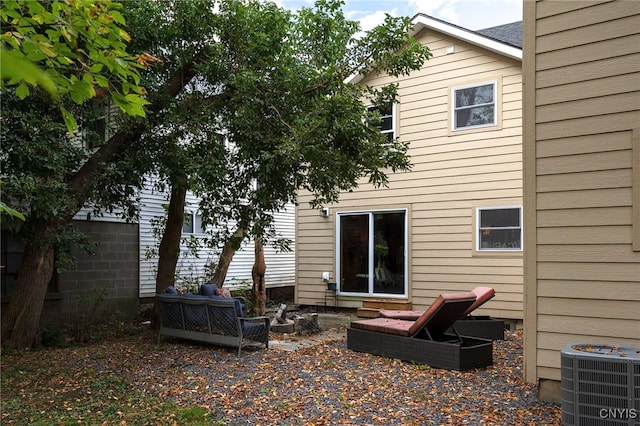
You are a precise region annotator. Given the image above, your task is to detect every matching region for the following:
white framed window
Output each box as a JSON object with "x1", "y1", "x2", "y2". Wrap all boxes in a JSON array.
[
  {"x1": 477, "y1": 206, "x2": 522, "y2": 251},
  {"x1": 182, "y1": 212, "x2": 206, "y2": 234},
  {"x1": 337, "y1": 209, "x2": 407, "y2": 296},
  {"x1": 368, "y1": 105, "x2": 395, "y2": 142},
  {"x1": 452, "y1": 81, "x2": 497, "y2": 131}
]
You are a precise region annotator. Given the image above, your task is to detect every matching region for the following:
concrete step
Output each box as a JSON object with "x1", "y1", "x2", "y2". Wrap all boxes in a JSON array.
[
  {"x1": 356, "y1": 307, "x2": 382, "y2": 318},
  {"x1": 361, "y1": 299, "x2": 412, "y2": 310}
]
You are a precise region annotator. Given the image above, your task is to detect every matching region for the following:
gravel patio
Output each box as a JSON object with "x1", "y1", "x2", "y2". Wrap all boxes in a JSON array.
[{"x1": 1, "y1": 322, "x2": 561, "y2": 425}]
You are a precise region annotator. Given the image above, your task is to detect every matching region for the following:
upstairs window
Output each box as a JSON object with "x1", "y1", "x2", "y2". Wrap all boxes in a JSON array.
[
  {"x1": 452, "y1": 81, "x2": 497, "y2": 130},
  {"x1": 368, "y1": 105, "x2": 395, "y2": 142},
  {"x1": 84, "y1": 99, "x2": 117, "y2": 150},
  {"x1": 477, "y1": 207, "x2": 522, "y2": 251}
]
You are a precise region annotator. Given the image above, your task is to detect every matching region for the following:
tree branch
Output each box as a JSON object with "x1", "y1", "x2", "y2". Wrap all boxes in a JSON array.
[{"x1": 65, "y1": 53, "x2": 205, "y2": 218}]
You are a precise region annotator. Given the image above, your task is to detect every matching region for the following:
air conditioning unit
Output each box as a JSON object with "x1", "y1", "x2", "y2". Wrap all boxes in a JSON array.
[{"x1": 561, "y1": 343, "x2": 640, "y2": 426}]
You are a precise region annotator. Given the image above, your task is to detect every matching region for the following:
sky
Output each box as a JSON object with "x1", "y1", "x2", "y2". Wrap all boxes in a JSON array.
[{"x1": 277, "y1": 0, "x2": 523, "y2": 31}]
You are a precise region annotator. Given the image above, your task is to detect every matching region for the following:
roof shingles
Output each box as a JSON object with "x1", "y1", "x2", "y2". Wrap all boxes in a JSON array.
[{"x1": 476, "y1": 21, "x2": 522, "y2": 48}]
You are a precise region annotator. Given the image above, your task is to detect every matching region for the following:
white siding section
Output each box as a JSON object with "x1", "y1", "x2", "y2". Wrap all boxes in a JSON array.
[{"x1": 138, "y1": 181, "x2": 295, "y2": 297}]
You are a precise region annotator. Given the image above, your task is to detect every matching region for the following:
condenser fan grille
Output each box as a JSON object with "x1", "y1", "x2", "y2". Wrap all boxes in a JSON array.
[{"x1": 561, "y1": 343, "x2": 640, "y2": 426}]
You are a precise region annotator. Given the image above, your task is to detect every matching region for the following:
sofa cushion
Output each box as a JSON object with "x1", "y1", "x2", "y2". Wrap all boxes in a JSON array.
[
  {"x1": 236, "y1": 300, "x2": 247, "y2": 317},
  {"x1": 232, "y1": 299, "x2": 244, "y2": 318},
  {"x1": 200, "y1": 283, "x2": 219, "y2": 296},
  {"x1": 242, "y1": 321, "x2": 268, "y2": 342},
  {"x1": 178, "y1": 292, "x2": 244, "y2": 319},
  {"x1": 182, "y1": 302, "x2": 209, "y2": 330},
  {"x1": 164, "y1": 286, "x2": 179, "y2": 295},
  {"x1": 183, "y1": 293, "x2": 206, "y2": 299}
]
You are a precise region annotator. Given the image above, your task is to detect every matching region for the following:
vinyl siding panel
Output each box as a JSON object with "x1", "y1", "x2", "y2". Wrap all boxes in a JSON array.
[
  {"x1": 536, "y1": 131, "x2": 632, "y2": 157},
  {"x1": 296, "y1": 25, "x2": 523, "y2": 319},
  {"x1": 535, "y1": 1, "x2": 638, "y2": 36},
  {"x1": 523, "y1": 0, "x2": 640, "y2": 384},
  {"x1": 537, "y1": 33, "x2": 640, "y2": 70},
  {"x1": 536, "y1": 12, "x2": 640, "y2": 53},
  {"x1": 536, "y1": 74, "x2": 640, "y2": 106},
  {"x1": 536, "y1": 54, "x2": 640, "y2": 89}
]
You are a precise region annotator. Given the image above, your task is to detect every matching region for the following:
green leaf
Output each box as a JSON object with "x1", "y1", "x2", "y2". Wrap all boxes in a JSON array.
[
  {"x1": 15, "y1": 82, "x2": 29, "y2": 99},
  {"x1": 94, "y1": 74, "x2": 109, "y2": 87},
  {"x1": 60, "y1": 106, "x2": 78, "y2": 135},
  {"x1": 110, "y1": 10, "x2": 126, "y2": 25},
  {"x1": 0, "y1": 50, "x2": 57, "y2": 96},
  {"x1": 70, "y1": 88, "x2": 85, "y2": 104},
  {"x1": 0, "y1": 201, "x2": 26, "y2": 221},
  {"x1": 124, "y1": 93, "x2": 150, "y2": 105},
  {"x1": 45, "y1": 29, "x2": 60, "y2": 42}
]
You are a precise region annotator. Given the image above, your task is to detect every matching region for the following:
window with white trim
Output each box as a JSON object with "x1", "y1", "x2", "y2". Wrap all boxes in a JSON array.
[
  {"x1": 368, "y1": 105, "x2": 394, "y2": 142},
  {"x1": 477, "y1": 207, "x2": 522, "y2": 251},
  {"x1": 452, "y1": 81, "x2": 497, "y2": 130},
  {"x1": 182, "y1": 212, "x2": 206, "y2": 234}
]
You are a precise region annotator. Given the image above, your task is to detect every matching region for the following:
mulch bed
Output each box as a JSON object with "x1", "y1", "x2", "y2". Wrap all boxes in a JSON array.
[{"x1": 1, "y1": 327, "x2": 560, "y2": 425}]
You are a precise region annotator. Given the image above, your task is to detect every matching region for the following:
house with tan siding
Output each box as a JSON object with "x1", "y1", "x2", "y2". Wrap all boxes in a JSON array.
[
  {"x1": 522, "y1": 0, "x2": 640, "y2": 400},
  {"x1": 295, "y1": 15, "x2": 524, "y2": 323}
]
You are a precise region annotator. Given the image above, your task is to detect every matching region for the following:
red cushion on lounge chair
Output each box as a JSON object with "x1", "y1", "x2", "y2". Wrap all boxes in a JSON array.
[
  {"x1": 351, "y1": 318, "x2": 413, "y2": 336},
  {"x1": 379, "y1": 287, "x2": 496, "y2": 321},
  {"x1": 351, "y1": 292, "x2": 476, "y2": 338},
  {"x1": 408, "y1": 292, "x2": 476, "y2": 336},
  {"x1": 463, "y1": 287, "x2": 495, "y2": 316},
  {"x1": 379, "y1": 310, "x2": 422, "y2": 321}
]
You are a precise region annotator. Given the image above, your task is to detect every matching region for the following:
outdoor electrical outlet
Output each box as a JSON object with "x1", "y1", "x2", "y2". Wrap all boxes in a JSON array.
[{"x1": 322, "y1": 272, "x2": 330, "y2": 281}]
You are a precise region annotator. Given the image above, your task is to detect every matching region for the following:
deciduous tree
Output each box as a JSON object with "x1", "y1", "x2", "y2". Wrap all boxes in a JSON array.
[
  {"x1": 151, "y1": 0, "x2": 432, "y2": 315},
  {"x1": 0, "y1": 0, "x2": 168, "y2": 350},
  {"x1": 111, "y1": 0, "x2": 432, "y2": 314}
]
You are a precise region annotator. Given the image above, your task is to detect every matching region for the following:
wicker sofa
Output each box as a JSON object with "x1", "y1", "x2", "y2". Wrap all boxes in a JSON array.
[{"x1": 156, "y1": 285, "x2": 269, "y2": 356}]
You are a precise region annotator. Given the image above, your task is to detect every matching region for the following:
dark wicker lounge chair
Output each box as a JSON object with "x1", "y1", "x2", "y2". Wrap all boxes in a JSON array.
[
  {"x1": 378, "y1": 286, "x2": 505, "y2": 340},
  {"x1": 347, "y1": 292, "x2": 493, "y2": 370}
]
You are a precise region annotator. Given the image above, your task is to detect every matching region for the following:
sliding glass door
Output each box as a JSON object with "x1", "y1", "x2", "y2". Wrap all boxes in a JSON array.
[{"x1": 338, "y1": 210, "x2": 406, "y2": 296}]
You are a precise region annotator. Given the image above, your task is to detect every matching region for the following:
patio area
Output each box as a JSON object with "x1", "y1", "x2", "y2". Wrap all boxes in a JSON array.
[{"x1": 1, "y1": 314, "x2": 560, "y2": 425}]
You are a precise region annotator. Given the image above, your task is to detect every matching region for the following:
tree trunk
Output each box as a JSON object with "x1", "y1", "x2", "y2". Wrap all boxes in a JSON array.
[
  {"x1": 1, "y1": 238, "x2": 55, "y2": 350},
  {"x1": 151, "y1": 185, "x2": 187, "y2": 330},
  {"x1": 155, "y1": 186, "x2": 187, "y2": 293},
  {"x1": 251, "y1": 237, "x2": 267, "y2": 316},
  {"x1": 211, "y1": 227, "x2": 246, "y2": 286}
]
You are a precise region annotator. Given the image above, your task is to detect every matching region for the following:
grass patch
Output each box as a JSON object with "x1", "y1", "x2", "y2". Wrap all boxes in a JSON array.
[
  {"x1": 2, "y1": 397, "x2": 212, "y2": 425},
  {"x1": 1, "y1": 364, "x2": 212, "y2": 426}
]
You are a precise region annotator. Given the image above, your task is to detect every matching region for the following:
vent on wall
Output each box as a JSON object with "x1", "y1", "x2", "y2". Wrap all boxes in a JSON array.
[{"x1": 561, "y1": 343, "x2": 640, "y2": 426}]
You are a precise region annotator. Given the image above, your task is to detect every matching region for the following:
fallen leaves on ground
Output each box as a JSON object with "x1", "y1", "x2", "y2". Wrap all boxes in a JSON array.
[{"x1": 1, "y1": 328, "x2": 560, "y2": 425}]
